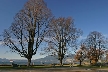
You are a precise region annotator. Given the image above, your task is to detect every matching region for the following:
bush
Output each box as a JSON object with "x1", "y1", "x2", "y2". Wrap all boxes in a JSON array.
[{"x1": 92, "y1": 62, "x2": 103, "y2": 66}]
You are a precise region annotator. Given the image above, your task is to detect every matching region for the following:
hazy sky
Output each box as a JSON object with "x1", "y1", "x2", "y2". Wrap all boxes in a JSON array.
[{"x1": 0, "y1": 0, "x2": 108, "y2": 59}]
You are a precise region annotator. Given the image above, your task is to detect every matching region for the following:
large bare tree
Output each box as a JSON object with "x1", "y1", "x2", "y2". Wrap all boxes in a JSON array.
[
  {"x1": 2, "y1": 0, "x2": 52, "y2": 66},
  {"x1": 43, "y1": 17, "x2": 82, "y2": 66}
]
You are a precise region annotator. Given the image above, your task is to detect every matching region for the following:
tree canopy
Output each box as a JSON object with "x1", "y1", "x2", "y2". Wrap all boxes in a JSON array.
[{"x1": 2, "y1": 0, "x2": 52, "y2": 66}]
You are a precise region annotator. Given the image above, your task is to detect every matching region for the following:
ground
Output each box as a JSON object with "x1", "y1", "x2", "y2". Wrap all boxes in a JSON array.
[{"x1": 0, "y1": 67, "x2": 108, "y2": 72}]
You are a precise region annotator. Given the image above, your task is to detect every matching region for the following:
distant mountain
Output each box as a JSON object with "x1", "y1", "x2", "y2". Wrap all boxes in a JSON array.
[
  {"x1": 33, "y1": 55, "x2": 59, "y2": 64},
  {"x1": 0, "y1": 58, "x2": 9, "y2": 62},
  {"x1": 0, "y1": 54, "x2": 75, "y2": 64},
  {"x1": 32, "y1": 54, "x2": 75, "y2": 64},
  {"x1": 0, "y1": 54, "x2": 106, "y2": 65}
]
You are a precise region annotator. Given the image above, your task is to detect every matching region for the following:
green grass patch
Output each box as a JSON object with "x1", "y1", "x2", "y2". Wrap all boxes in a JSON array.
[
  {"x1": 74, "y1": 65, "x2": 108, "y2": 69},
  {"x1": 0, "y1": 65, "x2": 108, "y2": 70},
  {"x1": 0, "y1": 65, "x2": 52, "y2": 70},
  {"x1": 0, "y1": 66, "x2": 13, "y2": 70}
]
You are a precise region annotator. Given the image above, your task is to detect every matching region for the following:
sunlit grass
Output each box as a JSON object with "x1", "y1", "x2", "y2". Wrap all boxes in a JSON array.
[
  {"x1": 0, "y1": 64, "x2": 108, "y2": 70},
  {"x1": 0, "y1": 65, "x2": 52, "y2": 70}
]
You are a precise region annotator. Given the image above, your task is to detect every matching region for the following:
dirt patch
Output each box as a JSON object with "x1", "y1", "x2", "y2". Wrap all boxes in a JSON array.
[
  {"x1": 0, "y1": 68, "x2": 108, "y2": 72},
  {"x1": 0, "y1": 69, "x2": 95, "y2": 72}
]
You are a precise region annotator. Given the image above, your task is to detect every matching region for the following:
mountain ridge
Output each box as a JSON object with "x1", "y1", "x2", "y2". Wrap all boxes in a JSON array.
[{"x1": 0, "y1": 54, "x2": 75, "y2": 63}]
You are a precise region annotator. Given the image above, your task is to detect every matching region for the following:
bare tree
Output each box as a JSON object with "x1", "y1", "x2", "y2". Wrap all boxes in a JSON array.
[
  {"x1": 104, "y1": 50, "x2": 108, "y2": 62},
  {"x1": 87, "y1": 47, "x2": 104, "y2": 64},
  {"x1": 84, "y1": 31, "x2": 106, "y2": 64},
  {"x1": 74, "y1": 44, "x2": 87, "y2": 66},
  {"x1": 43, "y1": 17, "x2": 82, "y2": 66},
  {"x1": 2, "y1": 0, "x2": 52, "y2": 66}
]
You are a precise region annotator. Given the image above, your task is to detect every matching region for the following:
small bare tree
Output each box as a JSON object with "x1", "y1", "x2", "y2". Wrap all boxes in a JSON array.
[
  {"x1": 74, "y1": 44, "x2": 87, "y2": 66},
  {"x1": 2, "y1": 0, "x2": 52, "y2": 66},
  {"x1": 87, "y1": 47, "x2": 104, "y2": 64},
  {"x1": 84, "y1": 31, "x2": 106, "y2": 64}
]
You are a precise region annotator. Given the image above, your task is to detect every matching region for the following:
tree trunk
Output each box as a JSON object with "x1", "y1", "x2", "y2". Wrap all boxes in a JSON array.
[
  {"x1": 79, "y1": 60, "x2": 82, "y2": 66},
  {"x1": 27, "y1": 58, "x2": 31, "y2": 67},
  {"x1": 90, "y1": 60, "x2": 91, "y2": 65},
  {"x1": 60, "y1": 59, "x2": 63, "y2": 66}
]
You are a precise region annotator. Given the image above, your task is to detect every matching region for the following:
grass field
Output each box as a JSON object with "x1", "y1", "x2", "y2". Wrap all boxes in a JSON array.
[
  {"x1": 0, "y1": 64, "x2": 108, "y2": 72},
  {"x1": 0, "y1": 64, "x2": 107, "y2": 69}
]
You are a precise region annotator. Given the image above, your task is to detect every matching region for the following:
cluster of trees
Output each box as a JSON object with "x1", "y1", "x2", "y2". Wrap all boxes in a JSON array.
[
  {"x1": 1, "y1": 0, "x2": 82, "y2": 66},
  {"x1": 75, "y1": 31, "x2": 108, "y2": 65},
  {"x1": 1, "y1": 0, "x2": 108, "y2": 67}
]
